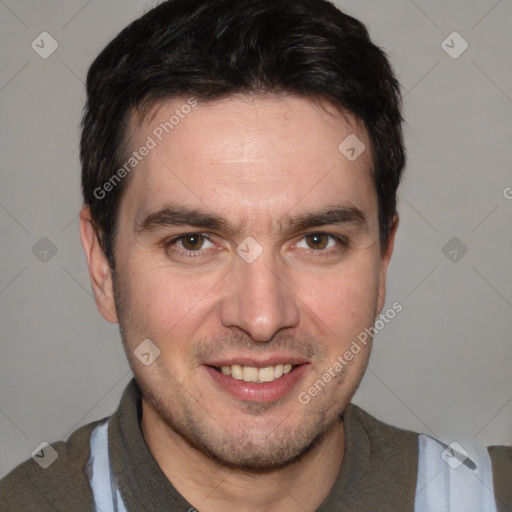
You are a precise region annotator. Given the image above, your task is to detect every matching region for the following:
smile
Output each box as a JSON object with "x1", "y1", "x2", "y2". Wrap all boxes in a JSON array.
[{"x1": 216, "y1": 363, "x2": 294, "y2": 383}]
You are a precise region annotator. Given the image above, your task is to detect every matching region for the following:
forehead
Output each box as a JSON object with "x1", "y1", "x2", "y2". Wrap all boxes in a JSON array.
[{"x1": 120, "y1": 94, "x2": 376, "y2": 231}]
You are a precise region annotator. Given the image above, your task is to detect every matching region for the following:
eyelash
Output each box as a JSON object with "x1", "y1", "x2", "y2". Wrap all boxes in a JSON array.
[
  {"x1": 164, "y1": 233, "x2": 214, "y2": 258},
  {"x1": 164, "y1": 232, "x2": 348, "y2": 258},
  {"x1": 297, "y1": 232, "x2": 348, "y2": 252}
]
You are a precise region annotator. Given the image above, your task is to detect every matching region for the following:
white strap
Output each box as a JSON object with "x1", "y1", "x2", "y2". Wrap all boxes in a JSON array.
[
  {"x1": 414, "y1": 434, "x2": 498, "y2": 511},
  {"x1": 86, "y1": 420, "x2": 128, "y2": 512}
]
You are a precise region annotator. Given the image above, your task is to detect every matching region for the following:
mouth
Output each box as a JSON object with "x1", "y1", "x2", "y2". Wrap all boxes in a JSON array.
[
  {"x1": 213, "y1": 363, "x2": 295, "y2": 383},
  {"x1": 203, "y1": 360, "x2": 309, "y2": 402}
]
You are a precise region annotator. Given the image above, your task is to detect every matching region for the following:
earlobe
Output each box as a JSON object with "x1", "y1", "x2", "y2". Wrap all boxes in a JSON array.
[
  {"x1": 376, "y1": 214, "x2": 399, "y2": 316},
  {"x1": 79, "y1": 206, "x2": 119, "y2": 324}
]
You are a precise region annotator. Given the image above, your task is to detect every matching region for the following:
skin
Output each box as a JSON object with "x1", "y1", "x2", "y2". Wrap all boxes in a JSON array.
[{"x1": 80, "y1": 94, "x2": 398, "y2": 512}]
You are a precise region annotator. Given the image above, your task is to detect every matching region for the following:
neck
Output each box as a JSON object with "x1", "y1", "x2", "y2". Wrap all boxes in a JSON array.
[{"x1": 141, "y1": 401, "x2": 345, "y2": 512}]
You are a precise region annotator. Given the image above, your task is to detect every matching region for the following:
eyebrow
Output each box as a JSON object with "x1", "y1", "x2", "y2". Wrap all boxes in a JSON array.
[
  {"x1": 286, "y1": 205, "x2": 367, "y2": 232},
  {"x1": 135, "y1": 203, "x2": 368, "y2": 235},
  {"x1": 136, "y1": 206, "x2": 237, "y2": 235}
]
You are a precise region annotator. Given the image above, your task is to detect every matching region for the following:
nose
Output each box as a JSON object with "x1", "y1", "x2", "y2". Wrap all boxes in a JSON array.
[{"x1": 219, "y1": 254, "x2": 300, "y2": 342}]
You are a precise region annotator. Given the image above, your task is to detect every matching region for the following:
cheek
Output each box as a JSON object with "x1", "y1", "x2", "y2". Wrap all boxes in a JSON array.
[
  {"x1": 295, "y1": 260, "x2": 380, "y2": 338},
  {"x1": 119, "y1": 259, "x2": 220, "y2": 342}
]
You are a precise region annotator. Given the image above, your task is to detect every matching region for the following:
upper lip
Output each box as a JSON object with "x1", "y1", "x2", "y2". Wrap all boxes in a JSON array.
[{"x1": 204, "y1": 356, "x2": 308, "y2": 368}]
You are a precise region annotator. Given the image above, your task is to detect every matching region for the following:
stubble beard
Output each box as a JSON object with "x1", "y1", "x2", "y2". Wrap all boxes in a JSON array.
[{"x1": 112, "y1": 271, "x2": 370, "y2": 473}]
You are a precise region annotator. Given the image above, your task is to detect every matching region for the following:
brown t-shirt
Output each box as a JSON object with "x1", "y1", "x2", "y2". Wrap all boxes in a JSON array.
[{"x1": 1, "y1": 379, "x2": 511, "y2": 511}]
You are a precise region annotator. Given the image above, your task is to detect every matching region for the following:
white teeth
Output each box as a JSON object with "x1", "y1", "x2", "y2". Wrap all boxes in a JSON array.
[
  {"x1": 218, "y1": 363, "x2": 296, "y2": 383},
  {"x1": 274, "y1": 364, "x2": 284, "y2": 379},
  {"x1": 231, "y1": 364, "x2": 243, "y2": 380},
  {"x1": 242, "y1": 366, "x2": 259, "y2": 382},
  {"x1": 259, "y1": 366, "x2": 275, "y2": 382}
]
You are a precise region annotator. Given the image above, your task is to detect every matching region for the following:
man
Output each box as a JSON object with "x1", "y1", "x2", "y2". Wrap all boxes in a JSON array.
[{"x1": 1, "y1": 0, "x2": 510, "y2": 510}]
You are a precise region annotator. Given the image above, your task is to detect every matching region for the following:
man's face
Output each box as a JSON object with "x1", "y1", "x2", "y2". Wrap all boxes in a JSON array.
[{"x1": 92, "y1": 95, "x2": 395, "y2": 470}]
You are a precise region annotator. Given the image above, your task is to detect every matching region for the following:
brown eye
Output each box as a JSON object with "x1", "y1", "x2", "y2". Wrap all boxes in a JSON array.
[
  {"x1": 304, "y1": 233, "x2": 330, "y2": 250},
  {"x1": 180, "y1": 234, "x2": 206, "y2": 250}
]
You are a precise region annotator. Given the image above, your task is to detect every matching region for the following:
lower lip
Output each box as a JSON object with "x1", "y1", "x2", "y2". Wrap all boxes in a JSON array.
[{"x1": 203, "y1": 364, "x2": 309, "y2": 402}]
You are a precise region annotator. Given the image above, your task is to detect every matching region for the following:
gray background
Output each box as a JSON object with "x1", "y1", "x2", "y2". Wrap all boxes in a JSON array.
[{"x1": 1, "y1": 0, "x2": 511, "y2": 477}]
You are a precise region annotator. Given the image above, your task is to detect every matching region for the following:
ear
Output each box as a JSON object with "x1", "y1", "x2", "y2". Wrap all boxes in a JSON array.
[
  {"x1": 376, "y1": 214, "x2": 399, "y2": 316},
  {"x1": 79, "y1": 206, "x2": 119, "y2": 324}
]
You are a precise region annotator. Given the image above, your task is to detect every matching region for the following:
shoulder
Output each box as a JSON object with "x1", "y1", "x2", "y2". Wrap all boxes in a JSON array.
[
  {"x1": 0, "y1": 418, "x2": 106, "y2": 512},
  {"x1": 337, "y1": 403, "x2": 419, "y2": 511},
  {"x1": 345, "y1": 402, "x2": 419, "y2": 455},
  {"x1": 488, "y1": 445, "x2": 512, "y2": 512},
  {"x1": 343, "y1": 405, "x2": 511, "y2": 511}
]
